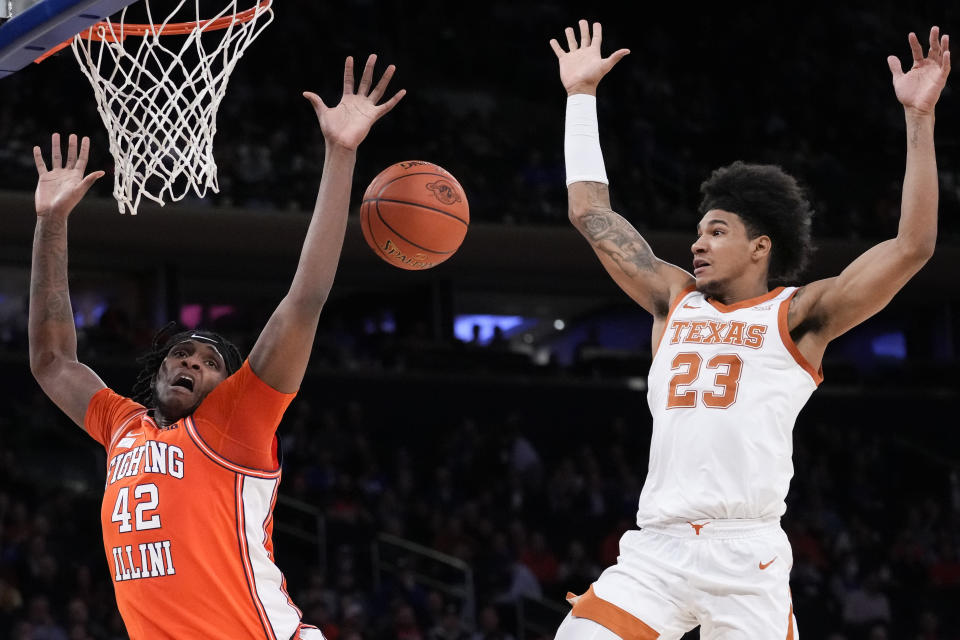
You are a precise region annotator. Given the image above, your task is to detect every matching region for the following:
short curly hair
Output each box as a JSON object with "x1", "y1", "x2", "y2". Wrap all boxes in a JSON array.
[
  {"x1": 131, "y1": 322, "x2": 243, "y2": 407},
  {"x1": 698, "y1": 161, "x2": 815, "y2": 282}
]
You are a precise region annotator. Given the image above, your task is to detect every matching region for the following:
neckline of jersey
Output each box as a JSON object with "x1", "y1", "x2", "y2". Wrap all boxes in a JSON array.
[
  {"x1": 704, "y1": 286, "x2": 786, "y2": 313},
  {"x1": 144, "y1": 409, "x2": 180, "y2": 430}
]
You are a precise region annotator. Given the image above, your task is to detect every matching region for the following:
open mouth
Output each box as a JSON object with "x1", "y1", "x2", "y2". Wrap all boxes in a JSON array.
[
  {"x1": 172, "y1": 375, "x2": 195, "y2": 392},
  {"x1": 693, "y1": 259, "x2": 710, "y2": 275}
]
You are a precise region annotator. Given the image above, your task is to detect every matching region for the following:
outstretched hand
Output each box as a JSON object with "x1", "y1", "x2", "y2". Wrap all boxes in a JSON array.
[
  {"x1": 303, "y1": 54, "x2": 406, "y2": 151},
  {"x1": 33, "y1": 133, "x2": 105, "y2": 218},
  {"x1": 550, "y1": 20, "x2": 630, "y2": 96},
  {"x1": 888, "y1": 26, "x2": 951, "y2": 115}
]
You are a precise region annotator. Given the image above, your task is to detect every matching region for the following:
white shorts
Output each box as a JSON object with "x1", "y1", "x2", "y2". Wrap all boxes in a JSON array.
[{"x1": 566, "y1": 519, "x2": 798, "y2": 639}]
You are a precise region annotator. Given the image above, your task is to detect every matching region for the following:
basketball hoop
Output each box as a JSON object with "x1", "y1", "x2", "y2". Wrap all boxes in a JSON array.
[{"x1": 57, "y1": 1, "x2": 273, "y2": 214}]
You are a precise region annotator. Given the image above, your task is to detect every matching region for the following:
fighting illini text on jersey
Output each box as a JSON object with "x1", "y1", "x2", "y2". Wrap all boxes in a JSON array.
[
  {"x1": 639, "y1": 286, "x2": 823, "y2": 527},
  {"x1": 85, "y1": 361, "x2": 319, "y2": 640}
]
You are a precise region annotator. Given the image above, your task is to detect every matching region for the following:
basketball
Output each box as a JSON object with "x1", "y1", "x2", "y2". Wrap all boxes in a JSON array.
[{"x1": 360, "y1": 161, "x2": 469, "y2": 270}]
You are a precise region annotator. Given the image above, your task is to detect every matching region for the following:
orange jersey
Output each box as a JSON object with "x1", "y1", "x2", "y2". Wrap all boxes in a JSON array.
[{"x1": 85, "y1": 360, "x2": 316, "y2": 639}]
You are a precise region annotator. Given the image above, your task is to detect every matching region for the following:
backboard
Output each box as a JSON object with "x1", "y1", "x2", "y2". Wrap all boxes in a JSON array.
[{"x1": 0, "y1": 0, "x2": 138, "y2": 78}]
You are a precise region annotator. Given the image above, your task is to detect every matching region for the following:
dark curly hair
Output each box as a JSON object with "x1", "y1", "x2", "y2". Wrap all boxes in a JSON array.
[
  {"x1": 131, "y1": 322, "x2": 243, "y2": 407},
  {"x1": 698, "y1": 161, "x2": 815, "y2": 282}
]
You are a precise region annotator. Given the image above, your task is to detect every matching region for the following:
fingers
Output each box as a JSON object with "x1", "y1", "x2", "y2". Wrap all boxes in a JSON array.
[
  {"x1": 898, "y1": 27, "x2": 952, "y2": 75},
  {"x1": 377, "y1": 88, "x2": 407, "y2": 117},
  {"x1": 302, "y1": 91, "x2": 327, "y2": 114},
  {"x1": 908, "y1": 32, "x2": 923, "y2": 64},
  {"x1": 76, "y1": 136, "x2": 90, "y2": 173},
  {"x1": 578, "y1": 19, "x2": 590, "y2": 48},
  {"x1": 66, "y1": 134, "x2": 78, "y2": 168},
  {"x1": 358, "y1": 53, "x2": 377, "y2": 96},
  {"x1": 36, "y1": 133, "x2": 94, "y2": 174},
  {"x1": 549, "y1": 38, "x2": 565, "y2": 58},
  {"x1": 941, "y1": 33, "x2": 951, "y2": 76},
  {"x1": 919, "y1": 26, "x2": 951, "y2": 76},
  {"x1": 604, "y1": 48, "x2": 631, "y2": 71},
  {"x1": 33, "y1": 146, "x2": 47, "y2": 175},
  {"x1": 77, "y1": 170, "x2": 106, "y2": 199},
  {"x1": 887, "y1": 55, "x2": 904, "y2": 79},
  {"x1": 554, "y1": 20, "x2": 603, "y2": 56},
  {"x1": 50, "y1": 133, "x2": 62, "y2": 170},
  {"x1": 929, "y1": 26, "x2": 941, "y2": 58},
  {"x1": 369, "y1": 63, "x2": 396, "y2": 103},
  {"x1": 334, "y1": 55, "x2": 399, "y2": 105},
  {"x1": 342, "y1": 56, "x2": 355, "y2": 95}
]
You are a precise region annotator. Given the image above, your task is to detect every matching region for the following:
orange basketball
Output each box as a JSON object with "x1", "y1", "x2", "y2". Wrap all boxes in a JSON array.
[{"x1": 360, "y1": 161, "x2": 469, "y2": 270}]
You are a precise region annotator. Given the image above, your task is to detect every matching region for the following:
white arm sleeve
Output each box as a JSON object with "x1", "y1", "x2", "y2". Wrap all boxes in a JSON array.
[{"x1": 564, "y1": 94, "x2": 609, "y2": 186}]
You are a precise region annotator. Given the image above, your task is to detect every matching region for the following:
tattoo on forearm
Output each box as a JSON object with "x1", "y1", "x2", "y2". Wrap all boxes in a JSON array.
[
  {"x1": 909, "y1": 120, "x2": 921, "y2": 147},
  {"x1": 581, "y1": 212, "x2": 612, "y2": 238},
  {"x1": 575, "y1": 209, "x2": 657, "y2": 277},
  {"x1": 31, "y1": 221, "x2": 74, "y2": 325}
]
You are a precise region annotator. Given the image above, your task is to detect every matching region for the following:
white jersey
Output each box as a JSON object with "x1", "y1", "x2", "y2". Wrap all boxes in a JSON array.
[{"x1": 637, "y1": 286, "x2": 822, "y2": 527}]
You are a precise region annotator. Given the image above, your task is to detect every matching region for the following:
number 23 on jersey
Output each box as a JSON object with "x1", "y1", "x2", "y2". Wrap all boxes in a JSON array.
[{"x1": 667, "y1": 352, "x2": 743, "y2": 409}]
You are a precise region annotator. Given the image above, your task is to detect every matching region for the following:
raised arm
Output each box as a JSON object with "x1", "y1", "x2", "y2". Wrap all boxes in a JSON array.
[
  {"x1": 29, "y1": 134, "x2": 107, "y2": 428},
  {"x1": 789, "y1": 27, "x2": 950, "y2": 361},
  {"x1": 247, "y1": 55, "x2": 404, "y2": 392},
  {"x1": 550, "y1": 20, "x2": 694, "y2": 319}
]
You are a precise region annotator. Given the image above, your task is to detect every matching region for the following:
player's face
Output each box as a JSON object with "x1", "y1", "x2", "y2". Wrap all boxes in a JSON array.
[
  {"x1": 691, "y1": 210, "x2": 756, "y2": 294},
  {"x1": 153, "y1": 340, "x2": 228, "y2": 420}
]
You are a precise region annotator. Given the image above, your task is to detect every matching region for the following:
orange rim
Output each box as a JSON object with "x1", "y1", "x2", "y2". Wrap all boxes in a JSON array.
[{"x1": 35, "y1": 0, "x2": 271, "y2": 63}]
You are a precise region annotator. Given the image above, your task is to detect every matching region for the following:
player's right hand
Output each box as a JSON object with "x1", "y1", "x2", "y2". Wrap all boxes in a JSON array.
[
  {"x1": 550, "y1": 20, "x2": 630, "y2": 96},
  {"x1": 33, "y1": 133, "x2": 105, "y2": 218}
]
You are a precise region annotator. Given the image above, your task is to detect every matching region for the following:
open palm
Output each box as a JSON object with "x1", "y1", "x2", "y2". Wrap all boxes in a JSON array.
[
  {"x1": 304, "y1": 54, "x2": 405, "y2": 151},
  {"x1": 34, "y1": 133, "x2": 104, "y2": 218},
  {"x1": 550, "y1": 20, "x2": 630, "y2": 95},
  {"x1": 888, "y1": 27, "x2": 951, "y2": 115}
]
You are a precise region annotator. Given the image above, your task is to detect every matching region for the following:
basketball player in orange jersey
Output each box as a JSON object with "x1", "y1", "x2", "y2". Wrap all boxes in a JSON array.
[
  {"x1": 550, "y1": 20, "x2": 949, "y2": 639},
  {"x1": 28, "y1": 54, "x2": 404, "y2": 639}
]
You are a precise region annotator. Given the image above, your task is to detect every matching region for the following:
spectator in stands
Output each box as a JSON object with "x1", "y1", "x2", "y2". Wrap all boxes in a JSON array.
[
  {"x1": 471, "y1": 605, "x2": 514, "y2": 640},
  {"x1": 428, "y1": 602, "x2": 470, "y2": 640}
]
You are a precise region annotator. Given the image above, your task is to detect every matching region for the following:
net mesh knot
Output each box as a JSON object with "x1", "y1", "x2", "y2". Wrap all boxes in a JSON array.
[{"x1": 71, "y1": 1, "x2": 274, "y2": 214}]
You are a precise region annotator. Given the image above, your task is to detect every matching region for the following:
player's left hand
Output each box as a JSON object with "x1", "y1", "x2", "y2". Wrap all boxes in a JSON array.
[
  {"x1": 888, "y1": 26, "x2": 951, "y2": 116},
  {"x1": 303, "y1": 54, "x2": 406, "y2": 151}
]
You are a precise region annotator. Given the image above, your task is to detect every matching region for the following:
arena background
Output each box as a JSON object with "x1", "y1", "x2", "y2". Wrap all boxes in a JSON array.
[{"x1": 1, "y1": 1, "x2": 959, "y2": 639}]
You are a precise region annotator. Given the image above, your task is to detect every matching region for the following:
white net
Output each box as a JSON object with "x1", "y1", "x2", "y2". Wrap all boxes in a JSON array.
[{"x1": 71, "y1": 0, "x2": 274, "y2": 214}]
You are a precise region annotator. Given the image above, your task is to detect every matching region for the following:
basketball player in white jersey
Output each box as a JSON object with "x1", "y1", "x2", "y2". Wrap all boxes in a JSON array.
[{"x1": 549, "y1": 20, "x2": 950, "y2": 639}]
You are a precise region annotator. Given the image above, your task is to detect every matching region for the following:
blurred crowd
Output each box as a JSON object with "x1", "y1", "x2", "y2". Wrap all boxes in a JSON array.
[
  {"x1": 1, "y1": 327, "x2": 959, "y2": 639},
  {"x1": 2, "y1": 2, "x2": 959, "y2": 639},
  {"x1": 0, "y1": 2, "x2": 958, "y2": 239}
]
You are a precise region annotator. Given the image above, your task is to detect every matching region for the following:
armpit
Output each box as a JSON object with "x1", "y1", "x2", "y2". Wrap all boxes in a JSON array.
[{"x1": 787, "y1": 287, "x2": 825, "y2": 341}]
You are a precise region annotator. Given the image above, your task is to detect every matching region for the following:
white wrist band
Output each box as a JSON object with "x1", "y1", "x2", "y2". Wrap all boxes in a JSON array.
[{"x1": 564, "y1": 94, "x2": 608, "y2": 186}]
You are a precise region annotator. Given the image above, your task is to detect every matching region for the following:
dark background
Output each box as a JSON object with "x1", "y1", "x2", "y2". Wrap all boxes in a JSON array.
[{"x1": 1, "y1": 1, "x2": 959, "y2": 639}]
